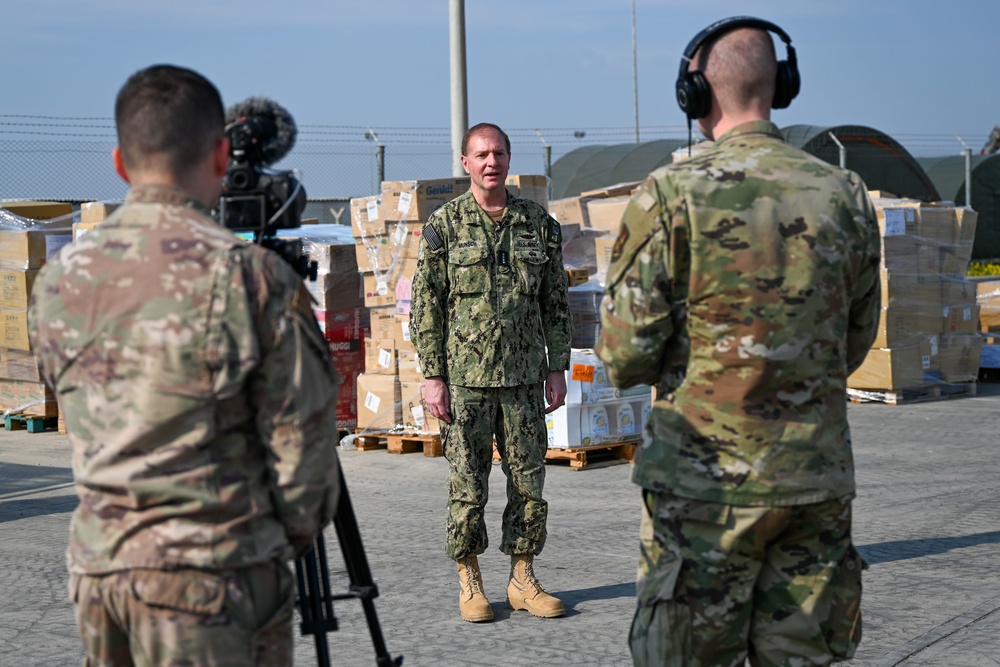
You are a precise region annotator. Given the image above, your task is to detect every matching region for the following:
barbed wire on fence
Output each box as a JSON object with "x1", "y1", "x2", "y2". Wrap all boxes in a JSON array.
[{"x1": 0, "y1": 115, "x2": 992, "y2": 203}]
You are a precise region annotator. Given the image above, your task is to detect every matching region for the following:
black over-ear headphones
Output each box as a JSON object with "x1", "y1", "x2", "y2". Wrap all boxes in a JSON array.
[{"x1": 675, "y1": 16, "x2": 800, "y2": 120}]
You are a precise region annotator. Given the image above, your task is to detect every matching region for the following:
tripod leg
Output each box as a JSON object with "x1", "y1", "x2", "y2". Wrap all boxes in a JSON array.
[{"x1": 333, "y1": 468, "x2": 402, "y2": 666}]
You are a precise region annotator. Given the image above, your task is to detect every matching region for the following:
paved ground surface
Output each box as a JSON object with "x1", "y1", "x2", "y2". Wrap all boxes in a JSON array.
[{"x1": 2, "y1": 383, "x2": 1000, "y2": 666}]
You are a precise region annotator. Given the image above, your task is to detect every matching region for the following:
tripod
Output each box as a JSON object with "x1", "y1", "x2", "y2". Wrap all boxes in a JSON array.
[{"x1": 294, "y1": 467, "x2": 403, "y2": 666}]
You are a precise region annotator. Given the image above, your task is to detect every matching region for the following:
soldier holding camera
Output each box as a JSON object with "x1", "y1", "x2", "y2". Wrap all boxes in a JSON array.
[{"x1": 28, "y1": 64, "x2": 341, "y2": 666}]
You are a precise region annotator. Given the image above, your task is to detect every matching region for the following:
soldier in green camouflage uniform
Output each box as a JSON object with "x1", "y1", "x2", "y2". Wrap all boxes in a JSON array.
[
  {"x1": 595, "y1": 22, "x2": 882, "y2": 666},
  {"x1": 28, "y1": 66, "x2": 341, "y2": 666},
  {"x1": 409, "y1": 123, "x2": 573, "y2": 622}
]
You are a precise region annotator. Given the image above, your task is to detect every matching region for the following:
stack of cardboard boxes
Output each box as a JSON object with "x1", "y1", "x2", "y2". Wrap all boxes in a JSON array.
[
  {"x1": 0, "y1": 201, "x2": 75, "y2": 420},
  {"x1": 280, "y1": 224, "x2": 369, "y2": 431},
  {"x1": 848, "y1": 195, "x2": 980, "y2": 394},
  {"x1": 349, "y1": 177, "x2": 471, "y2": 432}
]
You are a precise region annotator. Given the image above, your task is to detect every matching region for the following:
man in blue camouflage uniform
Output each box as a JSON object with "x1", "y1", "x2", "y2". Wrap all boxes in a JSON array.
[
  {"x1": 28, "y1": 65, "x2": 341, "y2": 666},
  {"x1": 595, "y1": 18, "x2": 882, "y2": 666},
  {"x1": 409, "y1": 123, "x2": 573, "y2": 623}
]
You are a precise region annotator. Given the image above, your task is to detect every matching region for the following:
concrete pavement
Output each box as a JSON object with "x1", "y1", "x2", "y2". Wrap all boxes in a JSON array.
[{"x1": 2, "y1": 383, "x2": 1000, "y2": 665}]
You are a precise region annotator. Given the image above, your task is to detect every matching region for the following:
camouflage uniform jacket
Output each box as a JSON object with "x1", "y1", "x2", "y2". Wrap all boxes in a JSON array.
[
  {"x1": 409, "y1": 189, "x2": 572, "y2": 387},
  {"x1": 595, "y1": 121, "x2": 882, "y2": 506},
  {"x1": 28, "y1": 185, "x2": 341, "y2": 575}
]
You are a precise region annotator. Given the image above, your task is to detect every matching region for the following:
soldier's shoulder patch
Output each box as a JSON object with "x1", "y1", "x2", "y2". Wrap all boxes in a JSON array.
[
  {"x1": 548, "y1": 218, "x2": 561, "y2": 245},
  {"x1": 635, "y1": 190, "x2": 657, "y2": 212},
  {"x1": 610, "y1": 226, "x2": 630, "y2": 264},
  {"x1": 422, "y1": 223, "x2": 444, "y2": 251}
]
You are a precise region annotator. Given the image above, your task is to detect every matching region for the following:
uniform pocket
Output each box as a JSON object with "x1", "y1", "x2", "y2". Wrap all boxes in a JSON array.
[
  {"x1": 822, "y1": 544, "x2": 866, "y2": 659},
  {"x1": 130, "y1": 569, "x2": 226, "y2": 617},
  {"x1": 449, "y1": 246, "x2": 491, "y2": 295},
  {"x1": 513, "y1": 245, "x2": 548, "y2": 295}
]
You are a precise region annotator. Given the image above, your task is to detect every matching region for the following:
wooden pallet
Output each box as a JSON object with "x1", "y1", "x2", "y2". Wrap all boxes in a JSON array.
[
  {"x1": 386, "y1": 432, "x2": 443, "y2": 457},
  {"x1": 848, "y1": 382, "x2": 977, "y2": 405},
  {"x1": 4, "y1": 414, "x2": 58, "y2": 433},
  {"x1": 351, "y1": 429, "x2": 443, "y2": 456},
  {"x1": 493, "y1": 441, "x2": 638, "y2": 470},
  {"x1": 545, "y1": 442, "x2": 637, "y2": 470}
]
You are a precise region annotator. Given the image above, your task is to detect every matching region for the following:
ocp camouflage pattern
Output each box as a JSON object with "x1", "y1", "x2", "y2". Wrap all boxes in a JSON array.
[
  {"x1": 595, "y1": 120, "x2": 882, "y2": 506},
  {"x1": 409, "y1": 189, "x2": 572, "y2": 386},
  {"x1": 28, "y1": 184, "x2": 342, "y2": 574}
]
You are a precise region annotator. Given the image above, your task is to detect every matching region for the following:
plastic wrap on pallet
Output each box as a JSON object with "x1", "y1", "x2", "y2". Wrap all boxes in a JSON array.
[
  {"x1": 567, "y1": 278, "x2": 604, "y2": 349},
  {"x1": 847, "y1": 197, "x2": 980, "y2": 403}
]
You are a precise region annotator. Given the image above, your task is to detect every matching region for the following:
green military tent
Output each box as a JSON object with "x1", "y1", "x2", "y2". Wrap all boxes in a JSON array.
[{"x1": 551, "y1": 125, "x2": 938, "y2": 204}]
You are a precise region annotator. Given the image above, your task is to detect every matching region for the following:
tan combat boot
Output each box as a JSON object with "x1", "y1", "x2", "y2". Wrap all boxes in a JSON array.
[
  {"x1": 507, "y1": 554, "x2": 565, "y2": 618},
  {"x1": 456, "y1": 555, "x2": 494, "y2": 622}
]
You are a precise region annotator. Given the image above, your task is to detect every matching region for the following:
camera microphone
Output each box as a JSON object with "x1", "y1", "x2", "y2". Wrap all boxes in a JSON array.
[{"x1": 225, "y1": 96, "x2": 297, "y2": 166}]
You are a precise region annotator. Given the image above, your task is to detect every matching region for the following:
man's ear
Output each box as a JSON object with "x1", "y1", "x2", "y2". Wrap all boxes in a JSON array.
[
  {"x1": 112, "y1": 147, "x2": 130, "y2": 184},
  {"x1": 213, "y1": 137, "x2": 230, "y2": 178}
]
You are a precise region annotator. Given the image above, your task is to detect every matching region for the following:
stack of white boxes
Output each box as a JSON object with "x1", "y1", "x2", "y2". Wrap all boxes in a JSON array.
[{"x1": 548, "y1": 349, "x2": 651, "y2": 448}]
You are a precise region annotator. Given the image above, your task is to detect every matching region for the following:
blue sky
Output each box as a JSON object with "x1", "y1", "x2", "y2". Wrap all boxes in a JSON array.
[{"x1": 3, "y1": 0, "x2": 999, "y2": 199}]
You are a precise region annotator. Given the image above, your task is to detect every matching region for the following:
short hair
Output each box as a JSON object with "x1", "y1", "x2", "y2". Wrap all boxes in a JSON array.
[
  {"x1": 696, "y1": 28, "x2": 777, "y2": 114},
  {"x1": 462, "y1": 123, "x2": 511, "y2": 156},
  {"x1": 114, "y1": 65, "x2": 225, "y2": 175}
]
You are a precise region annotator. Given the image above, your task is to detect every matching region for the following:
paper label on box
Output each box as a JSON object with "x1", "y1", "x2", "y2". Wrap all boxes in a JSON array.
[
  {"x1": 921, "y1": 355, "x2": 931, "y2": 370},
  {"x1": 572, "y1": 364, "x2": 595, "y2": 383},
  {"x1": 77, "y1": 228, "x2": 90, "y2": 239},
  {"x1": 929, "y1": 335, "x2": 938, "y2": 355},
  {"x1": 393, "y1": 223, "x2": 408, "y2": 245},
  {"x1": 45, "y1": 234, "x2": 72, "y2": 259},
  {"x1": 883, "y1": 210, "x2": 906, "y2": 236},
  {"x1": 364, "y1": 391, "x2": 381, "y2": 413},
  {"x1": 366, "y1": 200, "x2": 379, "y2": 222},
  {"x1": 397, "y1": 192, "x2": 413, "y2": 214},
  {"x1": 410, "y1": 404, "x2": 425, "y2": 428},
  {"x1": 905, "y1": 209, "x2": 915, "y2": 222},
  {"x1": 943, "y1": 306, "x2": 950, "y2": 317},
  {"x1": 964, "y1": 306, "x2": 972, "y2": 320},
  {"x1": 378, "y1": 348, "x2": 392, "y2": 369},
  {"x1": 376, "y1": 279, "x2": 388, "y2": 296},
  {"x1": 402, "y1": 321, "x2": 411, "y2": 342}
]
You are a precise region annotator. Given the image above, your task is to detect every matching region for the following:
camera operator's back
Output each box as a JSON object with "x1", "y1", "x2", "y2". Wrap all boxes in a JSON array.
[{"x1": 28, "y1": 182, "x2": 341, "y2": 575}]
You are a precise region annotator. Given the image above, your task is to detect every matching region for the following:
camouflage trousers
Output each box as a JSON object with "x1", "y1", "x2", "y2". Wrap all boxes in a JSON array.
[
  {"x1": 71, "y1": 561, "x2": 295, "y2": 666},
  {"x1": 631, "y1": 492, "x2": 865, "y2": 667},
  {"x1": 442, "y1": 383, "x2": 548, "y2": 561}
]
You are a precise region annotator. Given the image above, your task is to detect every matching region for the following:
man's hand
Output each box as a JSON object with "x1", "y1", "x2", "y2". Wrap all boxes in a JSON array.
[
  {"x1": 424, "y1": 376, "x2": 453, "y2": 423},
  {"x1": 544, "y1": 370, "x2": 567, "y2": 414}
]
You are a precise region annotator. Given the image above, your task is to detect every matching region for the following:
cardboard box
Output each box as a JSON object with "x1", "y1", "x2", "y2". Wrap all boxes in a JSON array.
[
  {"x1": 955, "y1": 208, "x2": 978, "y2": 244},
  {"x1": 364, "y1": 338, "x2": 397, "y2": 376},
  {"x1": 328, "y1": 339, "x2": 365, "y2": 430},
  {"x1": 976, "y1": 279, "x2": 1000, "y2": 332},
  {"x1": 944, "y1": 303, "x2": 979, "y2": 335},
  {"x1": 565, "y1": 349, "x2": 653, "y2": 405},
  {"x1": 1, "y1": 308, "x2": 30, "y2": 351},
  {"x1": 873, "y1": 307, "x2": 923, "y2": 349},
  {"x1": 940, "y1": 243, "x2": 972, "y2": 278},
  {"x1": 580, "y1": 182, "x2": 640, "y2": 198},
  {"x1": 354, "y1": 232, "x2": 421, "y2": 273},
  {"x1": 548, "y1": 394, "x2": 652, "y2": 448},
  {"x1": 566, "y1": 268, "x2": 590, "y2": 287},
  {"x1": 880, "y1": 235, "x2": 917, "y2": 272},
  {"x1": 362, "y1": 258, "x2": 418, "y2": 309},
  {"x1": 0, "y1": 229, "x2": 73, "y2": 270},
  {"x1": 876, "y1": 206, "x2": 917, "y2": 237},
  {"x1": 79, "y1": 201, "x2": 121, "y2": 223},
  {"x1": 939, "y1": 334, "x2": 982, "y2": 383},
  {"x1": 399, "y1": 380, "x2": 442, "y2": 433},
  {"x1": 547, "y1": 197, "x2": 592, "y2": 226},
  {"x1": 584, "y1": 197, "x2": 630, "y2": 234},
  {"x1": 0, "y1": 270, "x2": 37, "y2": 310},
  {"x1": 0, "y1": 201, "x2": 72, "y2": 220},
  {"x1": 379, "y1": 177, "x2": 470, "y2": 222},
  {"x1": 0, "y1": 380, "x2": 57, "y2": 418},
  {"x1": 0, "y1": 348, "x2": 43, "y2": 383},
  {"x1": 356, "y1": 373, "x2": 401, "y2": 430},
  {"x1": 368, "y1": 306, "x2": 397, "y2": 341},
  {"x1": 349, "y1": 195, "x2": 387, "y2": 238},
  {"x1": 397, "y1": 346, "x2": 422, "y2": 382},
  {"x1": 505, "y1": 174, "x2": 548, "y2": 209},
  {"x1": 594, "y1": 235, "x2": 616, "y2": 278},
  {"x1": 72, "y1": 221, "x2": 102, "y2": 240},
  {"x1": 916, "y1": 205, "x2": 956, "y2": 244},
  {"x1": 848, "y1": 346, "x2": 929, "y2": 390}
]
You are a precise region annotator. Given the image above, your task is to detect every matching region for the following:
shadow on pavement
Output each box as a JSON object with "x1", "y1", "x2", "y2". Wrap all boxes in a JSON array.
[
  {"x1": 858, "y1": 530, "x2": 1000, "y2": 565},
  {"x1": 0, "y1": 493, "x2": 78, "y2": 523}
]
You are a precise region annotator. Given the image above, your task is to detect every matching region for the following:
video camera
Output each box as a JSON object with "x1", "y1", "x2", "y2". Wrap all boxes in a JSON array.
[{"x1": 214, "y1": 96, "x2": 315, "y2": 280}]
